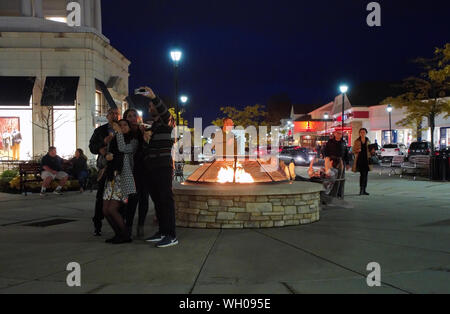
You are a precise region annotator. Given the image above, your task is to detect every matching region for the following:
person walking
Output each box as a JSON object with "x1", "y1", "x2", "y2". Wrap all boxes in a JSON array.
[
  {"x1": 70, "y1": 148, "x2": 89, "y2": 193},
  {"x1": 102, "y1": 119, "x2": 138, "y2": 244},
  {"x1": 89, "y1": 108, "x2": 119, "y2": 236},
  {"x1": 323, "y1": 130, "x2": 351, "y2": 199},
  {"x1": 123, "y1": 108, "x2": 150, "y2": 239},
  {"x1": 140, "y1": 86, "x2": 178, "y2": 248},
  {"x1": 352, "y1": 128, "x2": 372, "y2": 196}
]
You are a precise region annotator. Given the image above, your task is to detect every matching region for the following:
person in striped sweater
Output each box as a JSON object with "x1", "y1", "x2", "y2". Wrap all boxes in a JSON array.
[{"x1": 139, "y1": 87, "x2": 178, "y2": 248}]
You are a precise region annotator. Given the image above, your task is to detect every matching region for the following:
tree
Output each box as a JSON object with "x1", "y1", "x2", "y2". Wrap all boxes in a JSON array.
[
  {"x1": 32, "y1": 79, "x2": 80, "y2": 150},
  {"x1": 382, "y1": 44, "x2": 450, "y2": 152},
  {"x1": 211, "y1": 104, "x2": 269, "y2": 128}
]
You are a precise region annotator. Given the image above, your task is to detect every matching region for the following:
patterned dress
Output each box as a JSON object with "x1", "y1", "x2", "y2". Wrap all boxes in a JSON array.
[{"x1": 103, "y1": 133, "x2": 138, "y2": 202}]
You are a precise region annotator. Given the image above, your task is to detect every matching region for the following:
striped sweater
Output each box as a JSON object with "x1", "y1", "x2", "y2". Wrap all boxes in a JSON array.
[{"x1": 142, "y1": 96, "x2": 174, "y2": 171}]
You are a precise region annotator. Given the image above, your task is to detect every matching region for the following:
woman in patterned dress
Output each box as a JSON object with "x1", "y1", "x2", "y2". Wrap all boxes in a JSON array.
[{"x1": 103, "y1": 119, "x2": 138, "y2": 244}]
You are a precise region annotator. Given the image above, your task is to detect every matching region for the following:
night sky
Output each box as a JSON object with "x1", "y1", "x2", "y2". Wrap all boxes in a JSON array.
[{"x1": 102, "y1": 0, "x2": 450, "y2": 125}]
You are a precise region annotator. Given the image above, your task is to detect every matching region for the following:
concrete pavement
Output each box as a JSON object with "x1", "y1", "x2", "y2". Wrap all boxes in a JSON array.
[{"x1": 0, "y1": 167, "x2": 449, "y2": 294}]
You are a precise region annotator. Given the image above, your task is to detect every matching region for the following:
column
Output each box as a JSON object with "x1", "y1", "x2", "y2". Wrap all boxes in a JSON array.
[
  {"x1": 94, "y1": 0, "x2": 102, "y2": 33},
  {"x1": 21, "y1": 0, "x2": 32, "y2": 16},
  {"x1": 34, "y1": 0, "x2": 43, "y2": 17},
  {"x1": 83, "y1": 0, "x2": 93, "y2": 28}
]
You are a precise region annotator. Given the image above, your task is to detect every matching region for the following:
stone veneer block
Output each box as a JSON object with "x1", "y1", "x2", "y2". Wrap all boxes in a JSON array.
[{"x1": 174, "y1": 181, "x2": 322, "y2": 229}]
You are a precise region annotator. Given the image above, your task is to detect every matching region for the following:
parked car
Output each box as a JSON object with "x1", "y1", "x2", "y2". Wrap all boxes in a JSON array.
[
  {"x1": 380, "y1": 143, "x2": 407, "y2": 161},
  {"x1": 408, "y1": 141, "x2": 432, "y2": 157},
  {"x1": 279, "y1": 147, "x2": 315, "y2": 166}
]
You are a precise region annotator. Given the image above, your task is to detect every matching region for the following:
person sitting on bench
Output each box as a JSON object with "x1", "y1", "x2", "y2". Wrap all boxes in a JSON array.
[{"x1": 40, "y1": 146, "x2": 69, "y2": 196}]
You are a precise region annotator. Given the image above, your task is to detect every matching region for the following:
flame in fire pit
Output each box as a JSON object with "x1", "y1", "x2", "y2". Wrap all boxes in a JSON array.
[{"x1": 217, "y1": 162, "x2": 255, "y2": 184}]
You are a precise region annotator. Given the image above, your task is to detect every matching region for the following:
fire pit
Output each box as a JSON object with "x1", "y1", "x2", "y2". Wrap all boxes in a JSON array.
[{"x1": 174, "y1": 158, "x2": 322, "y2": 229}]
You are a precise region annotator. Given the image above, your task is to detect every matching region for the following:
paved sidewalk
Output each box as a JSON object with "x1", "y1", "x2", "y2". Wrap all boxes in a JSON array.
[{"x1": 0, "y1": 168, "x2": 449, "y2": 294}]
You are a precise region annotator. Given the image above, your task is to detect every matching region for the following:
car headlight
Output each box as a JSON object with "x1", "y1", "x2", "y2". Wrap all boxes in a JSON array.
[{"x1": 296, "y1": 156, "x2": 305, "y2": 162}]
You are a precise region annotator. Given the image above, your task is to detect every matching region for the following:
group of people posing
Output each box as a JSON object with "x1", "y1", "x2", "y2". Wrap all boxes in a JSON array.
[{"x1": 89, "y1": 87, "x2": 178, "y2": 248}]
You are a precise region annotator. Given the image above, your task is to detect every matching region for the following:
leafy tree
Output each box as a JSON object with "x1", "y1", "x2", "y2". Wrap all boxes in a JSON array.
[
  {"x1": 211, "y1": 104, "x2": 268, "y2": 128},
  {"x1": 382, "y1": 44, "x2": 450, "y2": 152}
]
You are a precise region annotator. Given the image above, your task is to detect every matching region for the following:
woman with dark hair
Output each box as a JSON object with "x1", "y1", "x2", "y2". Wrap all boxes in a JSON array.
[
  {"x1": 103, "y1": 119, "x2": 138, "y2": 244},
  {"x1": 352, "y1": 128, "x2": 372, "y2": 196},
  {"x1": 70, "y1": 148, "x2": 89, "y2": 193},
  {"x1": 122, "y1": 108, "x2": 150, "y2": 238}
]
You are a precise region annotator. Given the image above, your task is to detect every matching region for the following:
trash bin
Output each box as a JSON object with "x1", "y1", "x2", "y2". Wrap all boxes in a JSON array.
[
  {"x1": 432, "y1": 149, "x2": 450, "y2": 181},
  {"x1": 430, "y1": 155, "x2": 440, "y2": 180}
]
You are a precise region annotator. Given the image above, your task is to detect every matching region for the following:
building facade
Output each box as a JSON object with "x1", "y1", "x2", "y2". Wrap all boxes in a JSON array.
[
  {"x1": 0, "y1": 0, "x2": 130, "y2": 160},
  {"x1": 284, "y1": 94, "x2": 450, "y2": 149}
]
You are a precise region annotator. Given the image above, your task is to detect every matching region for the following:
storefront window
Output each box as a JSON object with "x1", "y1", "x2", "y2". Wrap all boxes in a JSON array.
[
  {"x1": 53, "y1": 108, "x2": 76, "y2": 159},
  {"x1": 0, "y1": 97, "x2": 33, "y2": 160}
]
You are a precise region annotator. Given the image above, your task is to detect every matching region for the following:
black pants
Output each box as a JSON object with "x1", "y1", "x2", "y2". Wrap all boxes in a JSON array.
[
  {"x1": 126, "y1": 174, "x2": 150, "y2": 230},
  {"x1": 93, "y1": 176, "x2": 106, "y2": 231},
  {"x1": 145, "y1": 167, "x2": 176, "y2": 238},
  {"x1": 360, "y1": 170, "x2": 369, "y2": 188}
]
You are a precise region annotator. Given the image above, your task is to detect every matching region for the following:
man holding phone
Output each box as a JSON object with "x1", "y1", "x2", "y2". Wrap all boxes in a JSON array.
[
  {"x1": 138, "y1": 86, "x2": 178, "y2": 248},
  {"x1": 89, "y1": 108, "x2": 120, "y2": 236}
]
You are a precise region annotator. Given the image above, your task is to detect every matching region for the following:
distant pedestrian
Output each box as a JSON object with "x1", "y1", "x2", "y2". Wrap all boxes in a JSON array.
[
  {"x1": 323, "y1": 130, "x2": 350, "y2": 198},
  {"x1": 352, "y1": 128, "x2": 372, "y2": 196}
]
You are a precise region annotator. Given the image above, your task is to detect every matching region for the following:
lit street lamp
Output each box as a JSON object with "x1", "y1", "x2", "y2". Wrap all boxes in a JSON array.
[
  {"x1": 339, "y1": 85, "x2": 348, "y2": 134},
  {"x1": 180, "y1": 95, "x2": 188, "y2": 104},
  {"x1": 170, "y1": 50, "x2": 182, "y2": 128},
  {"x1": 387, "y1": 104, "x2": 393, "y2": 143}
]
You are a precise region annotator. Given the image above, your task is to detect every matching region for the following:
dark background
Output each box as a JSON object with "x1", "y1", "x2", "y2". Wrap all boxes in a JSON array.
[{"x1": 102, "y1": 0, "x2": 450, "y2": 125}]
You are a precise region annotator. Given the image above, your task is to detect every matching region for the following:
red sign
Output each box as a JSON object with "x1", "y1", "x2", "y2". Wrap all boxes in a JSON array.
[{"x1": 294, "y1": 121, "x2": 318, "y2": 133}]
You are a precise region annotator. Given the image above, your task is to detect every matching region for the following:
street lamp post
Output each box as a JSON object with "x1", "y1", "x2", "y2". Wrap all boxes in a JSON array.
[
  {"x1": 339, "y1": 85, "x2": 348, "y2": 135},
  {"x1": 180, "y1": 95, "x2": 188, "y2": 125},
  {"x1": 324, "y1": 112, "x2": 329, "y2": 136},
  {"x1": 170, "y1": 50, "x2": 182, "y2": 128},
  {"x1": 387, "y1": 104, "x2": 393, "y2": 143}
]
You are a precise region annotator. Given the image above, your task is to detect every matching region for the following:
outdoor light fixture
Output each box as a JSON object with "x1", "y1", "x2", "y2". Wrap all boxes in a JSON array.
[
  {"x1": 387, "y1": 104, "x2": 393, "y2": 143},
  {"x1": 339, "y1": 85, "x2": 348, "y2": 94},
  {"x1": 324, "y1": 112, "x2": 329, "y2": 136},
  {"x1": 170, "y1": 49, "x2": 183, "y2": 133},
  {"x1": 170, "y1": 50, "x2": 182, "y2": 63},
  {"x1": 339, "y1": 84, "x2": 349, "y2": 132},
  {"x1": 137, "y1": 110, "x2": 143, "y2": 117},
  {"x1": 180, "y1": 95, "x2": 188, "y2": 104}
]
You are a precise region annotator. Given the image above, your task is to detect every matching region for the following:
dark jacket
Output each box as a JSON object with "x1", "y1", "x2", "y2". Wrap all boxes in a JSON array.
[
  {"x1": 105, "y1": 136, "x2": 125, "y2": 181},
  {"x1": 142, "y1": 96, "x2": 174, "y2": 171},
  {"x1": 70, "y1": 157, "x2": 88, "y2": 175},
  {"x1": 89, "y1": 123, "x2": 111, "y2": 155},
  {"x1": 323, "y1": 138, "x2": 350, "y2": 165}
]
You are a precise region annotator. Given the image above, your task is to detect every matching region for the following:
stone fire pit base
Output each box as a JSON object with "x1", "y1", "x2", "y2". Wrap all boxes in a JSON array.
[{"x1": 173, "y1": 181, "x2": 322, "y2": 229}]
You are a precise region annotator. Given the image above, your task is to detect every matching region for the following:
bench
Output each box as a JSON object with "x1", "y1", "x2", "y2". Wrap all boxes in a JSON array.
[
  {"x1": 401, "y1": 155, "x2": 430, "y2": 180},
  {"x1": 19, "y1": 163, "x2": 42, "y2": 196},
  {"x1": 379, "y1": 155, "x2": 405, "y2": 176},
  {"x1": 18, "y1": 161, "x2": 92, "y2": 195}
]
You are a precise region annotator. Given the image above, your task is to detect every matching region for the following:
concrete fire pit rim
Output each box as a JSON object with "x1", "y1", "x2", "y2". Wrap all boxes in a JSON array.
[{"x1": 173, "y1": 181, "x2": 323, "y2": 196}]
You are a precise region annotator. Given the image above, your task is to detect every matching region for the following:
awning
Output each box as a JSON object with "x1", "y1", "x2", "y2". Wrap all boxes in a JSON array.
[
  {"x1": 95, "y1": 79, "x2": 117, "y2": 109},
  {"x1": 0, "y1": 76, "x2": 35, "y2": 106},
  {"x1": 41, "y1": 77, "x2": 79, "y2": 106}
]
